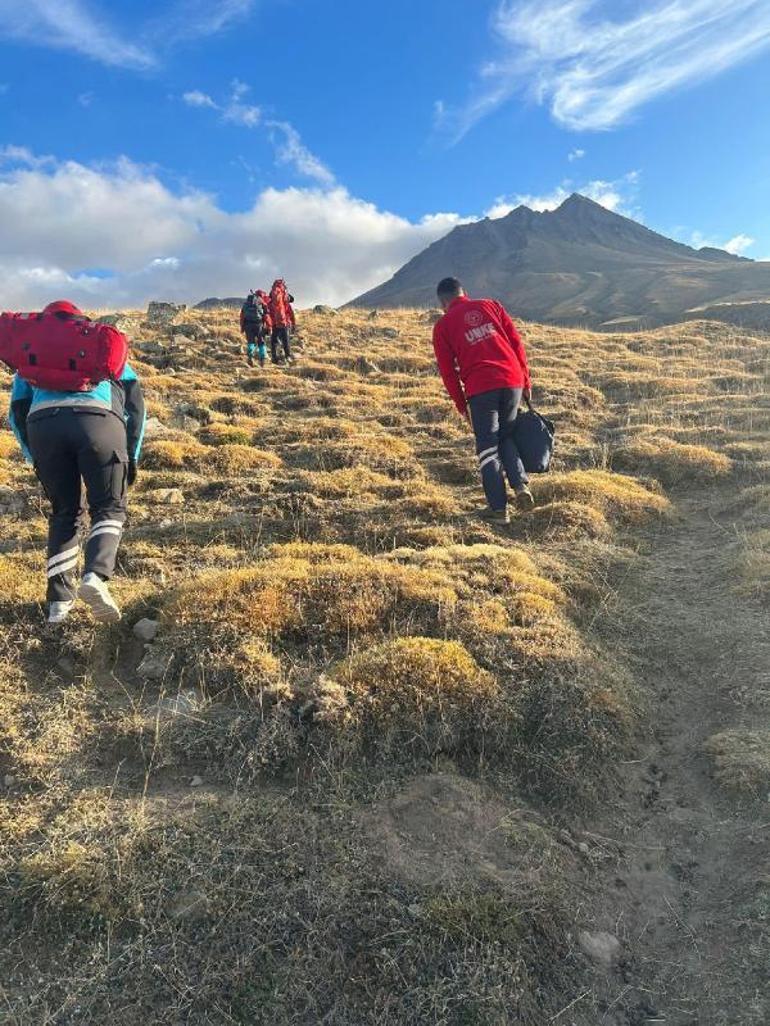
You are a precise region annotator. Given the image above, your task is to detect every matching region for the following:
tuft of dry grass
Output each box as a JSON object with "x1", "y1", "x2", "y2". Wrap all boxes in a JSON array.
[{"x1": 704, "y1": 730, "x2": 770, "y2": 798}]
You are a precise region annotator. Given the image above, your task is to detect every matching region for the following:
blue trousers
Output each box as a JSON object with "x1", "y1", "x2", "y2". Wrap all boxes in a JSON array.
[{"x1": 468, "y1": 387, "x2": 528, "y2": 511}]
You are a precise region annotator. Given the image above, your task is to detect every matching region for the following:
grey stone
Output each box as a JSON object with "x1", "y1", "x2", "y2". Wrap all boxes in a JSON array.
[
  {"x1": 577, "y1": 930, "x2": 622, "y2": 968},
  {"x1": 143, "y1": 417, "x2": 173, "y2": 439},
  {"x1": 133, "y1": 618, "x2": 160, "y2": 643},
  {"x1": 313, "y1": 305, "x2": 336, "y2": 315},
  {"x1": 170, "y1": 322, "x2": 205, "y2": 340},
  {"x1": 146, "y1": 301, "x2": 186, "y2": 327},
  {"x1": 3, "y1": 774, "x2": 16, "y2": 788},
  {"x1": 0, "y1": 487, "x2": 24, "y2": 515},
  {"x1": 148, "y1": 690, "x2": 199, "y2": 719},
  {"x1": 137, "y1": 647, "x2": 171, "y2": 681},
  {"x1": 95, "y1": 313, "x2": 137, "y2": 335},
  {"x1": 190, "y1": 775, "x2": 203, "y2": 788}
]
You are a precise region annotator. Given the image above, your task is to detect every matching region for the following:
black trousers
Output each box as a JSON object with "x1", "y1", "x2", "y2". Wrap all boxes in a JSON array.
[
  {"x1": 271, "y1": 326, "x2": 291, "y2": 361},
  {"x1": 468, "y1": 388, "x2": 528, "y2": 511},
  {"x1": 245, "y1": 326, "x2": 267, "y2": 362},
  {"x1": 27, "y1": 409, "x2": 129, "y2": 603}
]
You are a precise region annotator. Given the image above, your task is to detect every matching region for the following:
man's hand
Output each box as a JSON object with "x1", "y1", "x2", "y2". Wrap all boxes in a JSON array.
[
  {"x1": 127, "y1": 459, "x2": 138, "y2": 487},
  {"x1": 522, "y1": 387, "x2": 532, "y2": 406}
]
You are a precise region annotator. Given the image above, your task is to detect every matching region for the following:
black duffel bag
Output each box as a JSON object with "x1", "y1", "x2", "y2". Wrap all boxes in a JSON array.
[{"x1": 513, "y1": 403, "x2": 555, "y2": 473}]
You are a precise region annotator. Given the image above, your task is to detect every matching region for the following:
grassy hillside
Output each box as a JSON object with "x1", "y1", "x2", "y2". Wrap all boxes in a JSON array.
[{"x1": 0, "y1": 307, "x2": 768, "y2": 1024}]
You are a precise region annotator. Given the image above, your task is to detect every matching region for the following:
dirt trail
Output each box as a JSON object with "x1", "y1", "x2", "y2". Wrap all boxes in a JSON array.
[{"x1": 587, "y1": 484, "x2": 769, "y2": 1026}]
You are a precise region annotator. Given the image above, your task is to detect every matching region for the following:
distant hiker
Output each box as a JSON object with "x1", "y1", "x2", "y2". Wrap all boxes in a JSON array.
[
  {"x1": 240, "y1": 290, "x2": 271, "y2": 367},
  {"x1": 2, "y1": 300, "x2": 146, "y2": 624},
  {"x1": 269, "y1": 279, "x2": 296, "y2": 364},
  {"x1": 432, "y1": 278, "x2": 534, "y2": 523}
]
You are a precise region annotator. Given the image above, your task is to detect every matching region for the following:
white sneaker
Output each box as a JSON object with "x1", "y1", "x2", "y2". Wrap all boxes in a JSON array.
[
  {"x1": 48, "y1": 600, "x2": 75, "y2": 624},
  {"x1": 78, "y1": 573, "x2": 122, "y2": 624}
]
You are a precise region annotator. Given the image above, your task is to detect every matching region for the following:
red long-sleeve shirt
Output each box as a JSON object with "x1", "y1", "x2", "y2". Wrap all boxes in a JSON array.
[{"x1": 432, "y1": 295, "x2": 530, "y2": 415}]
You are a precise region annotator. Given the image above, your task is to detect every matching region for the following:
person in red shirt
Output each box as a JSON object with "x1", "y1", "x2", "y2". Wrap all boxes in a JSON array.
[
  {"x1": 432, "y1": 277, "x2": 534, "y2": 522},
  {"x1": 269, "y1": 279, "x2": 297, "y2": 364}
]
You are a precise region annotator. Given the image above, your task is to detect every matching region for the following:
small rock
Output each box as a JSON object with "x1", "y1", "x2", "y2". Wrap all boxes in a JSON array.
[
  {"x1": 143, "y1": 417, "x2": 173, "y2": 439},
  {"x1": 368, "y1": 309, "x2": 379, "y2": 320},
  {"x1": 137, "y1": 648, "x2": 171, "y2": 681},
  {"x1": 168, "y1": 333, "x2": 194, "y2": 349},
  {"x1": 133, "y1": 618, "x2": 160, "y2": 643},
  {"x1": 3, "y1": 774, "x2": 16, "y2": 788},
  {"x1": 190, "y1": 775, "x2": 203, "y2": 788},
  {"x1": 146, "y1": 488, "x2": 185, "y2": 505},
  {"x1": 380, "y1": 327, "x2": 399, "y2": 339},
  {"x1": 170, "y1": 322, "x2": 205, "y2": 340},
  {"x1": 148, "y1": 691, "x2": 199, "y2": 719},
  {"x1": 0, "y1": 487, "x2": 25, "y2": 515},
  {"x1": 95, "y1": 313, "x2": 136, "y2": 335},
  {"x1": 578, "y1": 930, "x2": 622, "y2": 968},
  {"x1": 313, "y1": 305, "x2": 336, "y2": 315},
  {"x1": 426, "y1": 309, "x2": 443, "y2": 325},
  {"x1": 577, "y1": 842, "x2": 591, "y2": 856}
]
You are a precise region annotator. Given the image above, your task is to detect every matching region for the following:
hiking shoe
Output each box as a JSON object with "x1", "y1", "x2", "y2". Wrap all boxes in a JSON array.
[
  {"x1": 476, "y1": 507, "x2": 510, "y2": 525},
  {"x1": 247, "y1": 357, "x2": 254, "y2": 367},
  {"x1": 78, "y1": 573, "x2": 121, "y2": 624},
  {"x1": 47, "y1": 600, "x2": 75, "y2": 625},
  {"x1": 514, "y1": 486, "x2": 535, "y2": 511}
]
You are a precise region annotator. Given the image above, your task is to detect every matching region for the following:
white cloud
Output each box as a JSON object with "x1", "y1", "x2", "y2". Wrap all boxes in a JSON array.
[
  {"x1": 266, "y1": 121, "x2": 336, "y2": 187},
  {"x1": 222, "y1": 80, "x2": 261, "y2": 127},
  {"x1": 688, "y1": 230, "x2": 755, "y2": 256},
  {"x1": 0, "y1": 0, "x2": 155, "y2": 69},
  {"x1": 182, "y1": 90, "x2": 218, "y2": 109},
  {"x1": 182, "y1": 81, "x2": 261, "y2": 127},
  {"x1": 568, "y1": 148, "x2": 585, "y2": 162},
  {"x1": 0, "y1": 148, "x2": 466, "y2": 310},
  {"x1": 724, "y1": 233, "x2": 755, "y2": 256},
  {"x1": 449, "y1": 0, "x2": 770, "y2": 135},
  {"x1": 486, "y1": 170, "x2": 640, "y2": 218},
  {"x1": 77, "y1": 91, "x2": 94, "y2": 108}
]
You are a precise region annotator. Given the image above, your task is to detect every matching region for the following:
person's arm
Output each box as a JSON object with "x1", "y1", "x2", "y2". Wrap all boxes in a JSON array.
[
  {"x1": 8, "y1": 375, "x2": 34, "y2": 463},
  {"x1": 432, "y1": 323, "x2": 467, "y2": 417},
  {"x1": 121, "y1": 364, "x2": 147, "y2": 482},
  {"x1": 497, "y1": 304, "x2": 531, "y2": 392},
  {"x1": 239, "y1": 309, "x2": 246, "y2": 333},
  {"x1": 288, "y1": 305, "x2": 296, "y2": 328}
]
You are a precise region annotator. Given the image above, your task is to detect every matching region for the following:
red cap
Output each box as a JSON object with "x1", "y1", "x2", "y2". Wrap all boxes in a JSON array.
[{"x1": 42, "y1": 300, "x2": 83, "y2": 317}]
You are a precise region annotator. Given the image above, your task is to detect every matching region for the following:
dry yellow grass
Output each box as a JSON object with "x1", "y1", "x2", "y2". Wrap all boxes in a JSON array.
[{"x1": 0, "y1": 304, "x2": 768, "y2": 1024}]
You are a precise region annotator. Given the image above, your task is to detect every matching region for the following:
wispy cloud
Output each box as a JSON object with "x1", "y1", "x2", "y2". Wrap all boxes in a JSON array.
[
  {"x1": 447, "y1": 0, "x2": 770, "y2": 136},
  {"x1": 485, "y1": 170, "x2": 640, "y2": 218},
  {"x1": 0, "y1": 0, "x2": 155, "y2": 69},
  {"x1": 182, "y1": 84, "x2": 334, "y2": 185},
  {"x1": 266, "y1": 121, "x2": 336, "y2": 187},
  {"x1": 182, "y1": 81, "x2": 261, "y2": 127},
  {"x1": 568, "y1": 148, "x2": 585, "y2": 162},
  {"x1": 154, "y1": 0, "x2": 256, "y2": 43}
]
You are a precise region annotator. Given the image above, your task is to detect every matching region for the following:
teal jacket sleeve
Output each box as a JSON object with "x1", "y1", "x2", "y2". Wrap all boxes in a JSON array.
[
  {"x1": 120, "y1": 363, "x2": 147, "y2": 462},
  {"x1": 8, "y1": 374, "x2": 34, "y2": 463}
]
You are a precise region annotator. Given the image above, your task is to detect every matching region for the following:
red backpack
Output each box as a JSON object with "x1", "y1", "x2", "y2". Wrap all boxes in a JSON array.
[{"x1": 0, "y1": 312, "x2": 129, "y2": 392}]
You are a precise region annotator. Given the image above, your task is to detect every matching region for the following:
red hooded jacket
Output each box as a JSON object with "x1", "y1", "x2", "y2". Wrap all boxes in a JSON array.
[
  {"x1": 432, "y1": 295, "x2": 530, "y2": 416},
  {"x1": 270, "y1": 282, "x2": 296, "y2": 329}
]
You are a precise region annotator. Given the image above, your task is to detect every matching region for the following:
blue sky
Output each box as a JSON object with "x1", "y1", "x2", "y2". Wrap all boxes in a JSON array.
[{"x1": 1, "y1": 0, "x2": 769, "y2": 308}]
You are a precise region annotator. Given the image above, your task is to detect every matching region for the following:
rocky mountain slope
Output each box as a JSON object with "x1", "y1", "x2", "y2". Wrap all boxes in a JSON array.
[{"x1": 351, "y1": 194, "x2": 770, "y2": 329}]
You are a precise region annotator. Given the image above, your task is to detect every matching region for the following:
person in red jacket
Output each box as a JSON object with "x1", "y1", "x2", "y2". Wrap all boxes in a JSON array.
[
  {"x1": 269, "y1": 279, "x2": 296, "y2": 364},
  {"x1": 432, "y1": 277, "x2": 534, "y2": 523}
]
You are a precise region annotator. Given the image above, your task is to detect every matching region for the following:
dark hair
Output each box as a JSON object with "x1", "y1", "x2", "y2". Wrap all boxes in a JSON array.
[{"x1": 436, "y1": 277, "x2": 463, "y2": 300}]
